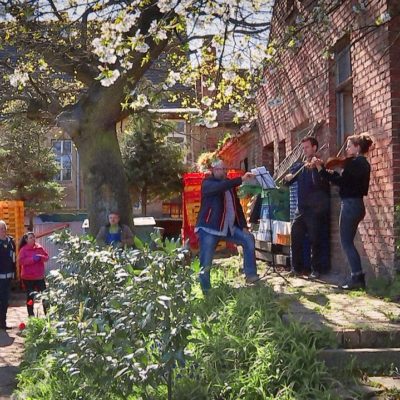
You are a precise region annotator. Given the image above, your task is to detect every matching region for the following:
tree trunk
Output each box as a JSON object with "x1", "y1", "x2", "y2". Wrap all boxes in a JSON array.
[{"x1": 75, "y1": 124, "x2": 132, "y2": 236}]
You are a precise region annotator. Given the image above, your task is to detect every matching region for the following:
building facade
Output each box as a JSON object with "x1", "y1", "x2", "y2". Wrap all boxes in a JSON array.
[{"x1": 257, "y1": 0, "x2": 400, "y2": 277}]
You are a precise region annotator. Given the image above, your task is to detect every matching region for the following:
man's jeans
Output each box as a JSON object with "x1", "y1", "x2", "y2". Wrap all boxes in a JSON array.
[
  {"x1": 0, "y1": 278, "x2": 11, "y2": 326},
  {"x1": 291, "y1": 208, "x2": 328, "y2": 274},
  {"x1": 339, "y1": 198, "x2": 365, "y2": 275},
  {"x1": 197, "y1": 228, "x2": 257, "y2": 293}
]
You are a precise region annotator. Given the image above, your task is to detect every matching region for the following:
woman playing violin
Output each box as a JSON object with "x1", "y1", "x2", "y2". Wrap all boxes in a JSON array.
[{"x1": 312, "y1": 133, "x2": 373, "y2": 290}]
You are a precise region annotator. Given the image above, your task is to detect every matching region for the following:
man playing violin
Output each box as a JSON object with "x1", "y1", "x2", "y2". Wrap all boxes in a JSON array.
[{"x1": 284, "y1": 137, "x2": 330, "y2": 279}]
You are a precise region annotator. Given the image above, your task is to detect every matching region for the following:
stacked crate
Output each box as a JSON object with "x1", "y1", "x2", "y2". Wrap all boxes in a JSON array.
[
  {"x1": 0, "y1": 201, "x2": 25, "y2": 279},
  {"x1": 182, "y1": 171, "x2": 243, "y2": 250}
]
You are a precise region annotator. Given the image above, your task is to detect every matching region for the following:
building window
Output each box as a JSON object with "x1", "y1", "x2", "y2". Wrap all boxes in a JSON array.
[
  {"x1": 168, "y1": 120, "x2": 187, "y2": 162},
  {"x1": 240, "y1": 157, "x2": 249, "y2": 172},
  {"x1": 262, "y1": 143, "x2": 274, "y2": 175},
  {"x1": 278, "y1": 139, "x2": 286, "y2": 163},
  {"x1": 52, "y1": 140, "x2": 72, "y2": 181},
  {"x1": 335, "y1": 45, "x2": 354, "y2": 146}
]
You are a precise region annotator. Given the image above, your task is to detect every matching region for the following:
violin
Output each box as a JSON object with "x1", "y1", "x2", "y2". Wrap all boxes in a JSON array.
[{"x1": 324, "y1": 156, "x2": 354, "y2": 170}]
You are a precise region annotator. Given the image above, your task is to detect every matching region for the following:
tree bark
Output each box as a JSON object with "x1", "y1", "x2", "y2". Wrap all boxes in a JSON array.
[{"x1": 75, "y1": 124, "x2": 132, "y2": 236}]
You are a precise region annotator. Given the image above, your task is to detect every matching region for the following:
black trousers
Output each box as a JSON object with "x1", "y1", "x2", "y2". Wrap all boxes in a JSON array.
[
  {"x1": 23, "y1": 279, "x2": 47, "y2": 317},
  {"x1": 0, "y1": 278, "x2": 11, "y2": 326},
  {"x1": 291, "y1": 209, "x2": 328, "y2": 274}
]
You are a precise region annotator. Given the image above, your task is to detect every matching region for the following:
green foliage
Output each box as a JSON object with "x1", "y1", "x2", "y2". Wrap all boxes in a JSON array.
[
  {"x1": 173, "y1": 285, "x2": 334, "y2": 400},
  {"x1": 16, "y1": 238, "x2": 339, "y2": 399},
  {"x1": 121, "y1": 111, "x2": 186, "y2": 214},
  {"x1": 0, "y1": 110, "x2": 63, "y2": 214},
  {"x1": 16, "y1": 232, "x2": 194, "y2": 400}
]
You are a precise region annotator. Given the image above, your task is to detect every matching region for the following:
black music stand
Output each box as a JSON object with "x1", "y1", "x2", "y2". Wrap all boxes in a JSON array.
[{"x1": 254, "y1": 168, "x2": 290, "y2": 284}]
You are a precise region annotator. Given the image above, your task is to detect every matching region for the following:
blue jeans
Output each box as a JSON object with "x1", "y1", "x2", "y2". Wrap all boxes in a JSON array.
[
  {"x1": 197, "y1": 228, "x2": 257, "y2": 293},
  {"x1": 339, "y1": 198, "x2": 365, "y2": 275}
]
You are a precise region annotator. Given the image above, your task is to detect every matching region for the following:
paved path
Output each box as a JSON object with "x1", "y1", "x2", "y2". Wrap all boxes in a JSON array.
[{"x1": 0, "y1": 292, "x2": 32, "y2": 400}]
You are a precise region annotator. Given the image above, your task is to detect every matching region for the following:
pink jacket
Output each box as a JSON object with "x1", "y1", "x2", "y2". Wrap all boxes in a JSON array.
[{"x1": 18, "y1": 243, "x2": 49, "y2": 280}]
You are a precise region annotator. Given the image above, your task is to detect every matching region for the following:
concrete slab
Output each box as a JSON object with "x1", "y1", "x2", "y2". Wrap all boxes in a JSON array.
[
  {"x1": 317, "y1": 348, "x2": 400, "y2": 371},
  {"x1": 368, "y1": 376, "x2": 400, "y2": 391}
]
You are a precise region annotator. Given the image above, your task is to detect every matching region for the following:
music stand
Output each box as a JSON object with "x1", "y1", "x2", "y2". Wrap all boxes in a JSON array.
[{"x1": 252, "y1": 167, "x2": 290, "y2": 284}]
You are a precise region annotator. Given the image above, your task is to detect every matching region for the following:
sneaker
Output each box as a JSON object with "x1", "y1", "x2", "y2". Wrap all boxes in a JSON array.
[
  {"x1": 339, "y1": 274, "x2": 365, "y2": 290},
  {"x1": 245, "y1": 275, "x2": 260, "y2": 284},
  {"x1": 309, "y1": 271, "x2": 320, "y2": 280}
]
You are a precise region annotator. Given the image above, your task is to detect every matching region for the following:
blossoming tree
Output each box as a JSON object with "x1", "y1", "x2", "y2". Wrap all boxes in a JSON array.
[
  {"x1": 0, "y1": 0, "x2": 393, "y2": 233},
  {"x1": 0, "y1": 0, "x2": 271, "y2": 233}
]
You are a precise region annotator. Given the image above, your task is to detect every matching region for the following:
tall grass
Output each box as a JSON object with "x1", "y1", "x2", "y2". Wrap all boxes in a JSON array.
[{"x1": 174, "y1": 283, "x2": 335, "y2": 400}]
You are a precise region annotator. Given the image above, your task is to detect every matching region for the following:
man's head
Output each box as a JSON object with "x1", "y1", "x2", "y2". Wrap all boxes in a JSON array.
[
  {"x1": 301, "y1": 137, "x2": 318, "y2": 159},
  {"x1": 0, "y1": 220, "x2": 7, "y2": 239},
  {"x1": 211, "y1": 159, "x2": 227, "y2": 180},
  {"x1": 108, "y1": 211, "x2": 121, "y2": 226}
]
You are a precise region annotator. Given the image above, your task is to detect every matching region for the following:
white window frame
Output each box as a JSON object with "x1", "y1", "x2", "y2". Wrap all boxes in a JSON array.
[{"x1": 52, "y1": 139, "x2": 72, "y2": 182}]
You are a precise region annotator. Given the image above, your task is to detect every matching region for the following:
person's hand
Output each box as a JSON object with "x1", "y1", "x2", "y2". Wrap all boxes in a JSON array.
[
  {"x1": 242, "y1": 172, "x2": 255, "y2": 183},
  {"x1": 33, "y1": 254, "x2": 42, "y2": 262},
  {"x1": 311, "y1": 157, "x2": 324, "y2": 171},
  {"x1": 284, "y1": 173, "x2": 293, "y2": 182}
]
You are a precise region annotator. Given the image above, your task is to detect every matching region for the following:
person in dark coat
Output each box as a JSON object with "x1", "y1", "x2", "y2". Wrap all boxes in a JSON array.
[
  {"x1": 195, "y1": 160, "x2": 259, "y2": 293},
  {"x1": 284, "y1": 137, "x2": 330, "y2": 279},
  {"x1": 0, "y1": 220, "x2": 16, "y2": 330}
]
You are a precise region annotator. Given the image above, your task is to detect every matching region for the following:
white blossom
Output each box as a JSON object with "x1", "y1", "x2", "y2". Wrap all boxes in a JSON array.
[
  {"x1": 222, "y1": 70, "x2": 236, "y2": 81},
  {"x1": 201, "y1": 96, "x2": 212, "y2": 107},
  {"x1": 121, "y1": 59, "x2": 133, "y2": 70},
  {"x1": 155, "y1": 29, "x2": 168, "y2": 41},
  {"x1": 136, "y1": 42, "x2": 150, "y2": 53},
  {"x1": 99, "y1": 68, "x2": 121, "y2": 87},
  {"x1": 130, "y1": 94, "x2": 150, "y2": 110},
  {"x1": 165, "y1": 71, "x2": 181, "y2": 87},
  {"x1": 9, "y1": 68, "x2": 29, "y2": 88},
  {"x1": 157, "y1": 0, "x2": 178, "y2": 13}
]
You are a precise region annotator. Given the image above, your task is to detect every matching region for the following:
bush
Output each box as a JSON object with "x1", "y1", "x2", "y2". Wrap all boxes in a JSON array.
[
  {"x1": 16, "y1": 234, "x2": 337, "y2": 399},
  {"x1": 16, "y1": 232, "x2": 194, "y2": 400}
]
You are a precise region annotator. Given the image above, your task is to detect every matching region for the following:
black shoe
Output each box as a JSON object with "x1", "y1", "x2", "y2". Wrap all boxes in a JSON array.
[
  {"x1": 339, "y1": 274, "x2": 365, "y2": 290},
  {"x1": 288, "y1": 269, "x2": 301, "y2": 277}
]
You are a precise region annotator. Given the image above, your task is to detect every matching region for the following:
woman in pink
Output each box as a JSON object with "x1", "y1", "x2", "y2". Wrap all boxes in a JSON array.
[{"x1": 18, "y1": 232, "x2": 49, "y2": 317}]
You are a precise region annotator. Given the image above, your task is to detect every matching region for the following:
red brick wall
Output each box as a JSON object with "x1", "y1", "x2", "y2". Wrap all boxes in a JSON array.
[{"x1": 257, "y1": 0, "x2": 397, "y2": 277}]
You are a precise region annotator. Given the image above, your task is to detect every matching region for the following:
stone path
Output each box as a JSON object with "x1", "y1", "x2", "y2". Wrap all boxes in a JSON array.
[{"x1": 0, "y1": 291, "x2": 37, "y2": 400}]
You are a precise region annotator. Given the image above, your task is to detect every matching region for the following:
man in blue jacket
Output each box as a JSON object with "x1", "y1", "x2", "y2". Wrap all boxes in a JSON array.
[
  {"x1": 0, "y1": 220, "x2": 16, "y2": 330},
  {"x1": 195, "y1": 160, "x2": 259, "y2": 293}
]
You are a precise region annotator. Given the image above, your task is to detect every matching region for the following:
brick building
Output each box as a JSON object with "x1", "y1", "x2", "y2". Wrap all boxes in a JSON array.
[{"x1": 257, "y1": 0, "x2": 400, "y2": 277}]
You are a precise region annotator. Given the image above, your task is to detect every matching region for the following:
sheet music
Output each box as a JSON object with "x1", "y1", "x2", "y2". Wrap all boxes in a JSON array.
[{"x1": 250, "y1": 166, "x2": 276, "y2": 189}]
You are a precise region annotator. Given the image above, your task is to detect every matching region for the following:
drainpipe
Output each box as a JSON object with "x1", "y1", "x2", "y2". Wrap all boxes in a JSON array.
[{"x1": 76, "y1": 150, "x2": 81, "y2": 210}]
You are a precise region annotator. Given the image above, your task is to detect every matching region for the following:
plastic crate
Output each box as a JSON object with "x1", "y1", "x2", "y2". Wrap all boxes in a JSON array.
[{"x1": 0, "y1": 200, "x2": 25, "y2": 279}]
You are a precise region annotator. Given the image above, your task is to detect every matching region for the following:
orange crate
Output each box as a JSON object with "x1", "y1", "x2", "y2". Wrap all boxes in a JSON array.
[{"x1": 0, "y1": 200, "x2": 25, "y2": 279}]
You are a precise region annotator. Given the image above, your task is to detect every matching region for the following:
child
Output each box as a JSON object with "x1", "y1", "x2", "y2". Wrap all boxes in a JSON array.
[{"x1": 18, "y1": 232, "x2": 49, "y2": 317}]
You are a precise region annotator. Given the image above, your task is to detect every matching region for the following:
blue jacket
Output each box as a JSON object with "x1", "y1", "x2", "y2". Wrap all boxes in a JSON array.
[{"x1": 196, "y1": 176, "x2": 246, "y2": 231}]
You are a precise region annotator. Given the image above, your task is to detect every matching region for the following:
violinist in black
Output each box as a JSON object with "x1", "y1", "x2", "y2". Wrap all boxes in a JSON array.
[
  {"x1": 284, "y1": 137, "x2": 330, "y2": 279},
  {"x1": 0, "y1": 220, "x2": 16, "y2": 330},
  {"x1": 313, "y1": 133, "x2": 373, "y2": 290}
]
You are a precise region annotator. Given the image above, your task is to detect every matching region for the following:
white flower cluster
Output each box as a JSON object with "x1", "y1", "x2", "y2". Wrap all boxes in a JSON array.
[
  {"x1": 129, "y1": 94, "x2": 149, "y2": 110},
  {"x1": 9, "y1": 68, "x2": 29, "y2": 88},
  {"x1": 98, "y1": 67, "x2": 120, "y2": 87}
]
